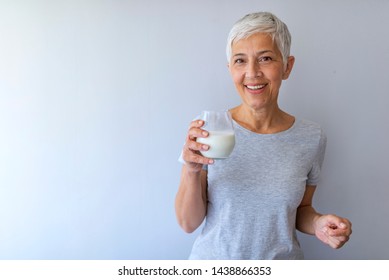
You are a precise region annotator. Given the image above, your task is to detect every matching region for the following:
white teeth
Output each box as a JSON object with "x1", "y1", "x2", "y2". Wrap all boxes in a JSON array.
[{"x1": 246, "y1": 84, "x2": 265, "y2": 90}]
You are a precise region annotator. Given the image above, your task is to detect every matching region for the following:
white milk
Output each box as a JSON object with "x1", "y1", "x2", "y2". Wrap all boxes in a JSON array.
[{"x1": 197, "y1": 131, "x2": 235, "y2": 159}]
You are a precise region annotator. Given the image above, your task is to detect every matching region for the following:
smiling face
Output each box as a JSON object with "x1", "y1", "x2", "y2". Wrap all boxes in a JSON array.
[{"x1": 228, "y1": 32, "x2": 294, "y2": 112}]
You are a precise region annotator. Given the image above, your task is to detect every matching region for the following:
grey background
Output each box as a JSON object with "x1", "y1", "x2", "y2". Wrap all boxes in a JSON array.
[{"x1": 0, "y1": 0, "x2": 388, "y2": 259}]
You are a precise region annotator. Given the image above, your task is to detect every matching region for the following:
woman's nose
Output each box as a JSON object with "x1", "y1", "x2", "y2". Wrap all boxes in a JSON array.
[{"x1": 246, "y1": 61, "x2": 262, "y2": 78}]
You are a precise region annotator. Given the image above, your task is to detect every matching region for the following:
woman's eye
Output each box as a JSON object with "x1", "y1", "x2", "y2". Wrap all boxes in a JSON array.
[{"x1": 259, "y1": 56, "x2": 272, "y2": 62}]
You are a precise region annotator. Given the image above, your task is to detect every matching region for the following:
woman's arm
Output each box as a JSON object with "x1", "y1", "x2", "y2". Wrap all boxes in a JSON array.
[
  {"x1": 296, "y1": 185, "x2": 321, "y2": 235},
  {"x1": 296, "y1": 185, "x2": 352, "y2": 249},
  {"x1": 175, "y1": 167, "x2": 208, "y2": 233},
  {"x1": 175, "y1": 119, "x2": 213, "y2": 233}
]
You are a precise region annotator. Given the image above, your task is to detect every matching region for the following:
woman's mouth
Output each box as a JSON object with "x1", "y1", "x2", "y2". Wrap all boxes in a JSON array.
[{"x1": 245, "y1": 84, "x2": 267, "y2": 93}]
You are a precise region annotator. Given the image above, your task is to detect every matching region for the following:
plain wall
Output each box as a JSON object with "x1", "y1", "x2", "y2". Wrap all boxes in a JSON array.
[{"x1": 0, "y1": 0, "x2": 388, "y2": 259}]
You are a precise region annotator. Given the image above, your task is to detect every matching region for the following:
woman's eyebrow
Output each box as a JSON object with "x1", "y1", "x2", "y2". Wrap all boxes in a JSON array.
[
  {"x1": 232, "y1": 50, "x2": 273, "y2": 57},
  {"x1": 256, "y1": 50, "x2": 273, "y2": 55},
  {"x1": 232, "y1": 53, "x2": 246, "y2": 57}
]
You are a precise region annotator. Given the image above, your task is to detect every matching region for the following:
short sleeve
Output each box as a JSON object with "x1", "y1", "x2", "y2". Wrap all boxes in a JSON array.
[
  {"x1": 306, "y1": 129, "x2": 327, "y2": 186},
  {"x1": 178, "y1": 151, "x2": 209, "y2": 171},
  {"x1": 178, "y1": 151, "x2": 185, "y2": 164}
]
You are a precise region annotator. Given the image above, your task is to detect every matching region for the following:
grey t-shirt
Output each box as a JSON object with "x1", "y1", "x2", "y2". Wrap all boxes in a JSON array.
[{"x1": 188, "y1": 118, "x2": 326, "y2": 259}]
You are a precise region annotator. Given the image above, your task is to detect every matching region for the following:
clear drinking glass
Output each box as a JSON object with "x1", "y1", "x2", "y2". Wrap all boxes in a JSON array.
[{"x1": 196, "y1": 111, "x2": 235, "y2": 159}]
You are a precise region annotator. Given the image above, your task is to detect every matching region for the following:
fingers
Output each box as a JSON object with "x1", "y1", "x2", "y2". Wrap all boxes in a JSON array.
[
  {"x1": 316, "y1": 215, "x2": 352, "y2": 249},
  {"x1": 327, "y1": 233, "x2": 350, "y2": 249},
  {"x1": 187, "y1": 120, "x2": 209, "y2": 141},
  {"x1": 183, "y1": 150, "x2": 214, "y2": 166},
  {"x1": 182, "y1": 120, "x2": 214, "y2": 166},
  {"x1": 321, "y1": 226, "x2": 350, "y2": 249},
  {"x1": 316, "y1": 227, "x2": 348, "y2": 249},
  {"x1": 186, "y1": 139, "x2": 208, "y2": 153},
  {"x1": 326, "y1": 218, "x2": 352, "y2": 237},
  {"x1": 327, "y1": 235, "x2": 349, "y2": 249}
]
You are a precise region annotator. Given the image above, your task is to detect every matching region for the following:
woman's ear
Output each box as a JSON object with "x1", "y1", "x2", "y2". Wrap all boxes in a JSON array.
[{"x1": 282, "y1": 56, "x2": 295, "y2": 80}]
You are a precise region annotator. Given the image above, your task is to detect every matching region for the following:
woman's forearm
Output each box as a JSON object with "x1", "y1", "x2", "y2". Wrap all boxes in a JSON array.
[
  {"x1": 296, "y1": 205, "x2": 322, "y2": 235},
  {"x1": 175, "y1": 167, "x2": 207, "y2": 233}
]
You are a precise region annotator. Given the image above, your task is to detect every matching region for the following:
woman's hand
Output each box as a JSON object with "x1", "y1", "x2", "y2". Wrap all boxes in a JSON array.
[
  {"x1": 182, "y1": 119, "x2": 214, "y2": 172},
  {"x1": 176, "y1": 119, "x2": 211, "y2": 233},
  {"x1": 314, "y1": 214, "x2": 352, "y2": 249}
]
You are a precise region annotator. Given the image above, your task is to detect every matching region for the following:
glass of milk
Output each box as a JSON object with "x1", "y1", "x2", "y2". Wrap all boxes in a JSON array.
[{"x1": 196, "y1": 111, "x2": 235, "y2": 159}]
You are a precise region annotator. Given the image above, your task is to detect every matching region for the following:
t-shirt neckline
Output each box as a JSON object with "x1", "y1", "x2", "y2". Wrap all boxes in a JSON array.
[{"x1": 232, "y1": 118, "x2": 298, "y2": 137}]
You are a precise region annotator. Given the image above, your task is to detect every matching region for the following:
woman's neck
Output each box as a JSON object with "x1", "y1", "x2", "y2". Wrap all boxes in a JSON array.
[{"x1": 230, "y1": 104, "x2": 295, "y2": 134}]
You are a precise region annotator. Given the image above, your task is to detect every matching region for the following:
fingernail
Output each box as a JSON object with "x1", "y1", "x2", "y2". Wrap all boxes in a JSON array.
[
  {"x1": 202, "y1": 131, "x2": 208, "y2": 136},
  {"x1": 202, "y1": 145, "x2": 209, "y2": 150},
  {"x1": 208, "y1": 159, "x2": 214, "y2": 164}
]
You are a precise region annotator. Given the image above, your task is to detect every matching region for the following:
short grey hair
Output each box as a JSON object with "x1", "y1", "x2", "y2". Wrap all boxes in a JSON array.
[{"x1": 226, "y1": 12, "x2": 292, "y2": 65}]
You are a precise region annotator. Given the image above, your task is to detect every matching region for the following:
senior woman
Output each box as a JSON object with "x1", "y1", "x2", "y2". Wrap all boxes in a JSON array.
[{"x1": 175, "y1": 12, "x2": 352, "y2": 259}]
